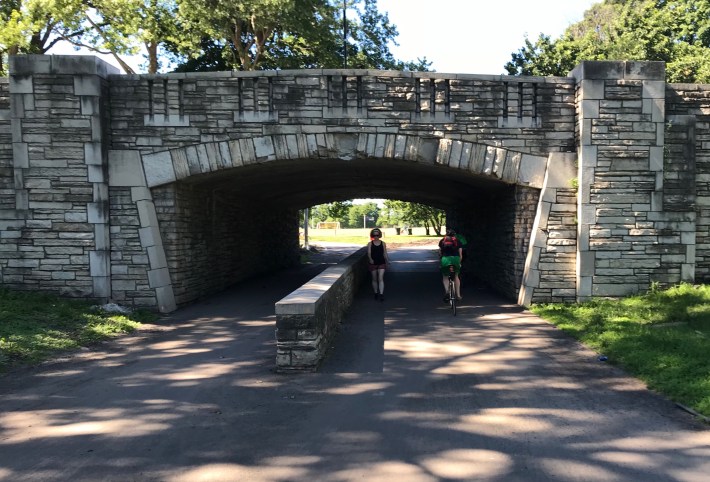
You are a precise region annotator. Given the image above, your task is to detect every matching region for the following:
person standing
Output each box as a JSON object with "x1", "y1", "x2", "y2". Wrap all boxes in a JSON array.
[
  {"x1": 439, "y1": 228, "x2": 463, "y2": 301},
  {"x1": 367, "y1": 228, "x2": 389, "y2": 301}
]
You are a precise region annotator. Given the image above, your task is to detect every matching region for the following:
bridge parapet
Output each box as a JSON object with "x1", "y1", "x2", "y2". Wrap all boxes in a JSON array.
[
  {"x1": 275, "y1": 247, "x2": 368, "y2": 371},
  {"x1": 109, "y1": 69, "x2": 576, "y2": 157}
]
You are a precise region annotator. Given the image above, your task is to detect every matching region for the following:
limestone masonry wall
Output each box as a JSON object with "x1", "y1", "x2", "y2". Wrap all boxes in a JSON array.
[
  {"x1": 3, "y1": 56, "x2": 710, "y2": 312},
  {"x1": 108, "y1": 71, "x2": 576, "y2": 157},
  {"x1": 665, "y1": 84, "x2": 710, "y2": 282}
]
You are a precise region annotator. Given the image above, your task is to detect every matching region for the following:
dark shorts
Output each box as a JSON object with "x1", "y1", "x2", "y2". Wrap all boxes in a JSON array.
[
  {"x1": 368, "y1": 263, "x2": 386, "y2": 272},
  {"x1": 440, "y1": 256, "x2": 461, "y2": 275}
]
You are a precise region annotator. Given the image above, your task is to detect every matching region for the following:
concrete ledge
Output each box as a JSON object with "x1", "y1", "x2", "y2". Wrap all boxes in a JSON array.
[{"x1": 274, "y1": 247, "x2": 368, "y2": 372}]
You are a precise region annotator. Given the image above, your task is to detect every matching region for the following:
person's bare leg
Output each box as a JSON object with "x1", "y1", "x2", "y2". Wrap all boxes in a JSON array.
[
  {"x1": 377, "y1": 269, "x2": 385, "y2": 299},
  {"x1": 371, "y1": 271, "x2": 379, "y2": 298}
]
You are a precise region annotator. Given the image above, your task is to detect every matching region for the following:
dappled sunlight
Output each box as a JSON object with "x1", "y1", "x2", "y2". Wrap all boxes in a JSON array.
[
  {"x1": 538, "y1": 458, "x2": 623, "y2": 480},
  {"x1": 456, "y1": 407, "x2": 601, "y2": 435},
  {"x1": 386, "y1": 339, "x2": 476, "y2": 360},
  {"x1": 378, "y1": 410, "x2": 450, "y2": 423},
  {"x1": 323, "y1": 382, "x2": 393, "y2": 395},
  {"x1": 162, "y1": 362, "x2": 248, "y2": 381},
  {"x1": 332, "y1": 460, "x2": 436, "y2": 482},
  {"x1": 168, "y1": 463, "x2": 310, "y2": 482},
  {"x1": 0, "y1": 408, "x2": 177, "y2": 442},
  {"x1": 431, "y1": 349, "x2": 540, "y2": 375},
  {"x1": 114, "y1": 361, "x2": 255, "y2": 387},
  {"x1": 477, "y1": 376, "x2": 585, "y2": 391},
  {"x1": 592, "y1": 450, "x2": 666, "y2": 467},
  {"x1": 581, "y1": 433, "x2": 710, "y2": 452},
  {"x1": 325, "y1": 430, "x2": 381, "y2": 444},
  {"x1": 237, "y1": 320, "x2": 274, "y2": 326},
  {"x1": 420, "y1": 449, "x2": 513, "y2": 479},
  {"x1": 35, "y1": 369, "x2": 86, "y2": 377}
]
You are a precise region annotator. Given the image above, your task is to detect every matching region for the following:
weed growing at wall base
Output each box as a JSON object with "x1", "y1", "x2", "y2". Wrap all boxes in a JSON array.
[
  {"x1": 531, "y1": 282, "x2": 710, "y2": 419},
  {"x1": 0, "y1": 289, "x2": 156, "y2": 371}
]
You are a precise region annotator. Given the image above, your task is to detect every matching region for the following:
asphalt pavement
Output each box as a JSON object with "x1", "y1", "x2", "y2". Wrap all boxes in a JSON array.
[{"x1": 0, "y1": 243, "x2": 708, "y2": 482}]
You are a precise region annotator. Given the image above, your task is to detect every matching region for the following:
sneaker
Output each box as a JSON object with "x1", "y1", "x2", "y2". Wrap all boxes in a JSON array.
[
  {"x1": 443, "y1": 295, "x2": 449, "y2": 303},
  {"x1": 456, "y1": 296, "x2": 463, "y2": 301},
  {"x1": 379, "y1": 294, "x2": 385, "y2": 301},
  {"x1": 374, "y1": 293, "x2": 379, "y2": 300}
]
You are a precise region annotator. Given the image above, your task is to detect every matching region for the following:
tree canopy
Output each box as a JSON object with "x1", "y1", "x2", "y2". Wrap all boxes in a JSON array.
[
  {"x1": 505, "y1": 0, "x2": 710, "y2": 83},
  {"x1": 1, "y1": 0, "x2": 431, "y2": 75}
]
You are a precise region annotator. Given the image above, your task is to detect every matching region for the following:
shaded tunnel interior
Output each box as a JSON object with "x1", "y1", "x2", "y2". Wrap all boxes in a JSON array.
[{"x1": 150, "y1": 158, "x2": 540, "y2": 307}]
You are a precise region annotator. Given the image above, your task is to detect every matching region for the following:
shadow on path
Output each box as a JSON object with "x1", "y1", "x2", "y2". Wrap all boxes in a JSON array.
[{"x1": 0, "y1": 244, "x2": 708, "y2": 482}]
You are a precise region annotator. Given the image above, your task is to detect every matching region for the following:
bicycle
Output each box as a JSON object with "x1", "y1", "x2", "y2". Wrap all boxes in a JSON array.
[{"x1": 447, "y1": 264, "x2": 457, "y2": 316}]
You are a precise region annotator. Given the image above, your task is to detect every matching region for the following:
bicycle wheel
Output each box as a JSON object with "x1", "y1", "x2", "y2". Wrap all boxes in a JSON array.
[{"x1": 449, "y1": 277, "x2": 456, "y2": 316}]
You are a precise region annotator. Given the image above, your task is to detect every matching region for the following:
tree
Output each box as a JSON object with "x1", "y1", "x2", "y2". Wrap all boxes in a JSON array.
[
  {"x1": 0, "y1": 0, "x2": 86, "y2": 75},
  {"x1": 347, "y1": 202, "x2": 379, "y2": 229},
  {"x1": 505, "y1": 0, "x2": 710, "y2": 83},
  {"x1": 383, "y1": 200, "x2": 444, "y2": 235},
  {"x1": 172, "y1": 0, "x2": 431, "y2": 72},
  {"x1": 308, "y1": 201, "x2": 353, "y2": 226},
  {"x1": 0, "y1": 0, "x2": 187, "y2": 75}
]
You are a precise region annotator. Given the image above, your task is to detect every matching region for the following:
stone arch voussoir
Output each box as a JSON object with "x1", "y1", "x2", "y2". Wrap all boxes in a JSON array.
[{"x1": 140, "y1": 133, "x2": 549, "y2": 189}]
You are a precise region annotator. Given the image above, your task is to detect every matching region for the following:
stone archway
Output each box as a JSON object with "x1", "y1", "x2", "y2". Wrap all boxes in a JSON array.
[{"x1": 107, "y1": 133, "x2": 573, "y2": 312}]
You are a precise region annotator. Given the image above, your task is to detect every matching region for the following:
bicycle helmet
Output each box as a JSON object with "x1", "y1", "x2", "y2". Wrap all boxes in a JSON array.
[{"x1": 446, "y1": 228, "x2": 456, "y2": 236}]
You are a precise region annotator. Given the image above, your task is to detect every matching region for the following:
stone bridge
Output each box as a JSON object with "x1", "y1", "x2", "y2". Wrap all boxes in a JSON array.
[{"x1": 0, "y1": 56, "x2": 706, "y2": 312}]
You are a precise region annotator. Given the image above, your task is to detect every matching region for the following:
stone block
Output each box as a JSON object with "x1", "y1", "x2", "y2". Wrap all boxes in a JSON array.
[
  {"x1": 109, "y1": 150, "x2": 147, "y2": 187},
  {"x1": 131, "y1": 187, "x2": 152, "y2": 202},
  {"x1": 88, "y1": 165, "x2": 105, "y2": 183},
  {"x1": 154, "y1": 285, "x2": 176, "y2": 313},
  {"x1": 87, "y1": 203, "x2": 108, "y2": 224},
  {"x1": 73, "y1": 76, "x2": 101, "y2": 96},
  {"x1": 143, "y1": 151, "x2": 176, "y2": 187},
  {"x1": 89, "y1": 250, "x2": 110, "y2": 277},
  {"x1": 84, "y1": 142, "x2": 104, "y2": 166},
  {"x1": 136, "y1": 200, "x2": 159, "y2": 227},
  {"x1": 12, "y1": 143, "x2": 29, "y2": 169},
  {"x1": 139, "y1": 226, "x2": 163, "y2": 248},
  {"x1": 10, "y1": 74, "x2": 35, "y2": 96},
  {"x1": 148, "y1": 267, "x2": 171, "y2": 288},
  {"x1": 147, "y1": 245, "x2": 168, "y2": 269},
  {"x1": 517, "y1": 154, "x2": 546, "y2": 188},
  {"x1": 93, "y1": 276, "x2": 111, "y2": 298}
]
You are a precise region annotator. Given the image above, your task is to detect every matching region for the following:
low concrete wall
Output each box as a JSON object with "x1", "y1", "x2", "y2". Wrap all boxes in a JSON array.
[{"x1": 275, "y1": 247, "x2": 368, "y2": 372}]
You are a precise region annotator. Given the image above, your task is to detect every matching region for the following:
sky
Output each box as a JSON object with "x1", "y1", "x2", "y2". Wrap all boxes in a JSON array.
[
  {"x1": 52, "y1": 0, "x2": 599, "y2": 75},
  {"x1": 376, "y1": 0, "x2": 598, "y2": 75}
]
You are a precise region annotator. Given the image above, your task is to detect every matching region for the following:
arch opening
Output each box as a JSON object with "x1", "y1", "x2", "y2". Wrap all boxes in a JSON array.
[{"x1": 147, "y1": 155, "x2": 541, "y2": 307}]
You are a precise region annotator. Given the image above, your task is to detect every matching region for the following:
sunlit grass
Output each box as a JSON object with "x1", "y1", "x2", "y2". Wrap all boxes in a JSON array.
[
  {"x1": 531, "y1": 283, "x2": 710, "y2": 418},
  {"x1": 0, "y1": 288, "x2": 157, "y2": 371},
  {"x1": 305, "y1": 234, "x2": 440, "y2": 246}
]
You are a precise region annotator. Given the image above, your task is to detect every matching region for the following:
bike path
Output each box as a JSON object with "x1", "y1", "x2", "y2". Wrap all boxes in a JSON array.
[{"x1": 0, "y1": 244, "x2": 707, "y2": 482}]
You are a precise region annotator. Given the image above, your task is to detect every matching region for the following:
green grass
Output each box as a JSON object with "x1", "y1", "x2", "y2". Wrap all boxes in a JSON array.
[
  {"x1": 305, "y1": 234, "x2": 439, "y2": 245},
  {"x1": 0, "y1": 288, "x2": 156, "y2": 371},
  {"x1": 531, "y1": 282, "x2": 710, "y2": 419}
]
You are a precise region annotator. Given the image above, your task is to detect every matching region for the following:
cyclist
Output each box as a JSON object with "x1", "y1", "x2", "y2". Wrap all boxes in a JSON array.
[
  {"x1": 439, "y1": 228, "x2": 462, "y2": 302},
  {"x1": 367, "y1": 228, "x2": 389, "y2": 301}
]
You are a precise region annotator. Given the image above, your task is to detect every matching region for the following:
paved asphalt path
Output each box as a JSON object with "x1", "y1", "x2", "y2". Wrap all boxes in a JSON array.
[{"x1": 0, "y1": 243, "x2": 708, "y2": 482}]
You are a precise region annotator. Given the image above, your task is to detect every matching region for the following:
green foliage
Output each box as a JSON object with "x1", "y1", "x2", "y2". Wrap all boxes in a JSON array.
[
  {"x1": 0, "y1": 288, "x2": 156, "y2": 370},
  {"x1": 172, "y1": 0, "x2": 431, "y2": 72},
  {"x1": 347, "y1": 202, "x2": 379, "y2": 228},
  {"x1": 505, "y1": 0, "x2": 710, "y2": 83},
  {"x1": 531, "y1": 282, "x2": 710, "y2": 417},
  {"x1": 382, "y1": 200, "x2": 445, "y2": 235}
]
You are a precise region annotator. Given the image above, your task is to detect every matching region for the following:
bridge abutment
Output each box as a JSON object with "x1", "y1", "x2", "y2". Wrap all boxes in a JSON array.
[
  {"x1": 2, "y1": 56, "x2": 118, "y2": 303},
  {"x1": 572, "y1": 61, "x2": 696, "y2": 300}
]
